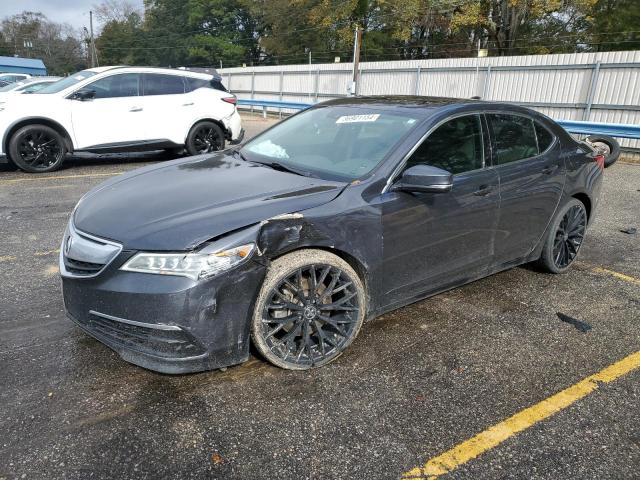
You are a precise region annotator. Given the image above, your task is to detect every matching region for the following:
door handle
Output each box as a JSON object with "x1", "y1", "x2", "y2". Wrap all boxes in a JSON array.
[
  {"x1": 473, "y1": 185, "x2": 494, "y2": 196},
  {"x1": 541, "y1": 164, "x2": 559, "y2": 175},
  {"x1": 129, "y1": 107, "x2": 143, "y2": 112},
  {"x1": 182, "y1": 102, "x2": 194, "y2": 106}
]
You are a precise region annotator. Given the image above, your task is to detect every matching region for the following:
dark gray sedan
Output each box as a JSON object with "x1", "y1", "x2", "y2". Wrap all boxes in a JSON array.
[{"x1": 60, "y1": 96, "x2": 604, "y2": 373}]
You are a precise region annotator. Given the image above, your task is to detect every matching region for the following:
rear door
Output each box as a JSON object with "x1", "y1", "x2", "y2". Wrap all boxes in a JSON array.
[
  {"x1": 140, "y1": 73, "x2": 191, "y2": 144},
  {"x1": 381, "y1": 113, "x2": 500, "y2": 306},
  {"x1": 486, "y1": 113, "x2": 565, "y2": 267}
]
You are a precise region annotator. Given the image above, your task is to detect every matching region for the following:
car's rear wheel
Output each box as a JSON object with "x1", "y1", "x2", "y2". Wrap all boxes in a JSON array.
[
  {"x1": 251, "y1": 249, "x2": 366, "y2": 370},
  {"x1": 537, "y1": 198, "x2": 588, "y2": 273},
  {"x1": 8, "y1": 124, "x2": 67, "y2": 173},
  {"x1": 185, "y1": 121, "x2": 225, "y2": 155}
]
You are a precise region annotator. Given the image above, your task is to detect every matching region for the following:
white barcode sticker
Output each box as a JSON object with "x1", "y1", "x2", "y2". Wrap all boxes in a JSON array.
[{"x1": 336, "y1": 114, "x2": 380, "y2": 124}]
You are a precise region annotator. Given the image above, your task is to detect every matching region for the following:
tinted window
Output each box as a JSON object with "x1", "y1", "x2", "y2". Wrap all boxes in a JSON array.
[
  {"x1": 143, "y1": 74, "x2": 185, "y2": 95},
  {"x1": 535, "y1": 122, "x2": 555, "y2": 152},
  {"x1": 211, "y1": 79, "x2": 227, "y2": 92},
  {"x1": 86, "y1": 73, "x2": 139, "y2": 99},
  {"x1": 406, "y1": 114, "x2": 484, "y2": 174},
  {"x1": 184, "y1": 77, "x2": 208, "y2": 92},
  {"x1": 488, "y1": 114, "x2": 538, "y2": 165}
]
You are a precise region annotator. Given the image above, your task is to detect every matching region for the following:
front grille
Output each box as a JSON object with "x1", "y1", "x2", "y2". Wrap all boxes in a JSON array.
[
  {"x1": 60, "y1": 221, "x2": 122, "y2": 278},
  {"x1": 63, "y1": 257, "x2": 104, "y2": 275},
  {"x1": 79, "y1": 311, "x2": 205, "y2": 359}
]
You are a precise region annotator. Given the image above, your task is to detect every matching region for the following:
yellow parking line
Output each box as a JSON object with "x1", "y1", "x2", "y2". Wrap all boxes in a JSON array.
[
  {"x1": 0, "y1": 172, "x2": 123, "y2": 184},
  {"x1": 0, "y1": 255, "x2": 16, "y2": 262},
  {"x1": 590, "y1": 266, "x2": 640, "y2": 287},
  {"x1": 402, "y1": 350, "x2": 640, "y2": 479},
  {"x1": 34, "y1": 249, "x2": 60, "y2": 257}
]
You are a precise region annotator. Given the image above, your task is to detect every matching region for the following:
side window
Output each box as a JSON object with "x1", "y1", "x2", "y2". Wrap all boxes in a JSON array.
[
  {"x1": 86, "y1": 73, "x2": 140, "y2": 99},
  {"x1": 487, "y1": 114, "x2": 538, "y2": 165},
  {"x1": 534, "y1": 121, "x2": 555, "y2": 152},
  {"x1": 211, "y1": 79, "x2": 228, "y2": 92},
  {"x1": 142, "y1": 74, "x2": 185, "y2": 96},
  {"x1": 406, "y1": 114, "x2": 484, "y2": 174},
  {"x1": 184, "y1": 77, "x2": 209, "y2": 92}
]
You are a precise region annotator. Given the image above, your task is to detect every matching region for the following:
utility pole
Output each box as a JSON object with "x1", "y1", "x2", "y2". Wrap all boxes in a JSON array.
[
  {"x1": 349, "y1": 25, "x2": 362, "y2": 96},
  {"x1": 89, "y1": 11, "x2": 96, "y2": 68}
]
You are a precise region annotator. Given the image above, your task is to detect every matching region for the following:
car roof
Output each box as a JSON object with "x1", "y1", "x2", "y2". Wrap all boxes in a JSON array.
[
  {"x1": 318, "y1": 95, "x2": 546, "y2": 119},
  {"x1": 90, "y1": 66, "x2": 213, "y2": 80}
]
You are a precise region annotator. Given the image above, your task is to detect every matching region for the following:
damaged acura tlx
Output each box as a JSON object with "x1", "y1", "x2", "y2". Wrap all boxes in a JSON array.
[{"x1": 60, "y1": 96, "x2": 603, "y2": 373}]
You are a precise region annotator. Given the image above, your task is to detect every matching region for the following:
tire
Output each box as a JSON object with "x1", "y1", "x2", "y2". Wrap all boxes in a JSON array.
[
  {"x1": 537, "y1": 198, "x2": 588, "y2": 274},
  {"x1": 586, "y1": 135, "x2": 620, "y2": 168},
  {"x1": 251, "y1": 249, "x2": 366, "y2": 370},
  {"x1": 185, "y1": 121, "x2": 225, "y2": 156},
  {"x1": 8, "y1": 124, "x2": 67, "y2": 173}
]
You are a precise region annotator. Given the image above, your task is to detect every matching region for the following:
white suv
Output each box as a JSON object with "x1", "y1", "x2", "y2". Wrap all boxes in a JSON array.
[{"x1": 0, "y1": 66, "x2": 243, "y2": 172}]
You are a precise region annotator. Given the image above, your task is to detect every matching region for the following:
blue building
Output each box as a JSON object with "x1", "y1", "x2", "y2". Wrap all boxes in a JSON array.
[{"x1": 0, "y1": 56, "x2": 47, "y2": 76}]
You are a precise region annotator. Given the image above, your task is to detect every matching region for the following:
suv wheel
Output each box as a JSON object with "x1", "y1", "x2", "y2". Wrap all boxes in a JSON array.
[
  {"x1": 185, "y1": 121, "x2": 225, "y2": 155},
  {"x1": 8, "y1": 124, "x2": 67, "y2": 173}
]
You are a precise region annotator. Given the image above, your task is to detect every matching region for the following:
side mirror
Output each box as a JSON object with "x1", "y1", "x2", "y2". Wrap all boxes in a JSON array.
[
  {"x1": 72, "y1": 89, "x2": 96, "y2": 101},
  {"x1": 392, "y1": 164, "x2": 453, "y2": 193}
]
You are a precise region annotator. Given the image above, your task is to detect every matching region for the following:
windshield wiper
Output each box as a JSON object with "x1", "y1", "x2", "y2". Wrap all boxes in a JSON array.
[
  {"x1": 249, "y1": 160, "x2": 311, "y2": 177},
  {"x1": 233, "y1": 149, "x2": 249, "y2": 162}
]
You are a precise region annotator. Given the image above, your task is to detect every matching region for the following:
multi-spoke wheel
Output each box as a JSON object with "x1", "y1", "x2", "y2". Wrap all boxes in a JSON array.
[
  {"x1": 185, "y1": 121, "x2": 225, "y2": 155},
  {"x1": 8, "y1": 124, "x2": 67, "y2": 173},
  {"x1": 251, "y1": 250, "x2": 366, "y2": 370},
  {"x1": 538, "y1": 199, "x2": 588, "y2": 273}
]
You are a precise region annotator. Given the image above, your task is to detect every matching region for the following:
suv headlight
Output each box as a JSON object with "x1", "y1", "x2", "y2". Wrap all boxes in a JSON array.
[{"x1": 120, "y1": 244, "x2": 254, "y2": 280}]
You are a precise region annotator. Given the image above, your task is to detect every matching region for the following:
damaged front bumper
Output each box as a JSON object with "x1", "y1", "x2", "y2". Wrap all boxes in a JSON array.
[{"x1": 62, "y1": 252, "x2": 266, "y2": 374}]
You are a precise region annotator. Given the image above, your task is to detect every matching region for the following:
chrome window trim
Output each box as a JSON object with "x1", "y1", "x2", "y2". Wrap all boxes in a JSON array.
[
  {"x1": 383, "y1": 111, "x2": 486, "y2": 193},
  {"x1": 59, "y1": 220, "x2": 123, "y2": 279}
]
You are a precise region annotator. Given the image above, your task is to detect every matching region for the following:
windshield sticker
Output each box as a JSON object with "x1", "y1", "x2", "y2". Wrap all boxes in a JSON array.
[
  {"x1": 248, "y1": 140, "x2": 289, "y2": 159},
  {"x1": 336, "y1": 114, "x2": 380, "y2": 124}
]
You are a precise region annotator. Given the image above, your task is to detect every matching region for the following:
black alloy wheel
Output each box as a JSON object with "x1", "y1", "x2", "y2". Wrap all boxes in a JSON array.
[
  {"x1": 252, "y1": 250, "x2": 365, "y2": 370},
  {"x1": 9, "y1": 125, "x2": 66, "y2": 173},
  {"x1": 538, "y1": 198, "x2": 588, "y2": 273},
  {"x1": 186, "y1": 121, "x2": 225, "y2": 155},
  {"x1": 552, "y1": 204, "x2": 587, "y2": 269}
]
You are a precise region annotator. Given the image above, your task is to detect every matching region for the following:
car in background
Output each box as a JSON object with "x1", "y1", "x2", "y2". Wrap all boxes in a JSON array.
[
  {"x1": 0, "y1": 73, "x2": 32, "y2": 87},
  {"x1": 0, "y1": 66, "x2": 243, "y2": 173},
  {"x1": 0, "y1": 76, "x2": 62, "y2": 107},
  {"x1": 59, "y1": 96, "x2": 603, "y2": 373}
]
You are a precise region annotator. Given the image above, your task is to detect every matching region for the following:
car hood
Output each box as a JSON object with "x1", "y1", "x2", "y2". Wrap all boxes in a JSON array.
[{"x1": 73, "y1": 153, "x2": 347, "y2": 250}]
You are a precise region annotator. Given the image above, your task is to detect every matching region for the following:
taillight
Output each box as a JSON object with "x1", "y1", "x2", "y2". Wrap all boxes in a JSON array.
[
  {"x1": 222, "y1": 96, "x2": 237, "y2": 105},
  {"x1": 594, "y1": 154, "x2": 605, "y2": 170}
]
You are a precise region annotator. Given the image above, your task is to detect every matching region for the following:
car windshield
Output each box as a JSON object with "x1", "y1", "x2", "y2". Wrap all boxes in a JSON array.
[
  {"x1": 241, "y1": 106, "x2": 420, "y2": 181},
  {"x1": 0, "y1": 81, "x2": 28, "y2": 92},
  {"x1": 36, "y1": 70, "x2": 97, "y2": 94}
]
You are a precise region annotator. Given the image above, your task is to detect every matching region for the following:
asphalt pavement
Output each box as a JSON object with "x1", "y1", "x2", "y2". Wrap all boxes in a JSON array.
[{"x1": 0, "y1": 115, "x2": 638, "y2": 479}]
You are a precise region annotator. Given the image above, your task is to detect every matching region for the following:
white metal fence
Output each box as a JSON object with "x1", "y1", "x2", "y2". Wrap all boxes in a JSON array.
[{"x1": 220, "y1": 50, "x2": 640, "y2": 154}]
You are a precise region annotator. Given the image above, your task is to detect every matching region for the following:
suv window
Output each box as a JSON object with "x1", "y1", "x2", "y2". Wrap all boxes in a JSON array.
[
  {"x1": 487, "y1": 114, "x2": 538, "y2": 165},
  {"x1": 406, "y1": 114, "x2": 484, "y2": 174},
  {"x1": 142, "y1": 74, "x2": 185, "y2": 95},
  {"x1": 184, "y1": 76, "x2": 228, "y2": 93},
  {"x1": 86, "y1": 73, "x2": 140, "y2": 99},
  {"x1": 535, "y1": 121, "x2": 555, "y2": 152}
]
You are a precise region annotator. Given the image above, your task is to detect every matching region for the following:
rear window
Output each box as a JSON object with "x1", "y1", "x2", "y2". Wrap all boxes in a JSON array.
[
  {"x1": 142, "y1": 74, "x2": 185, "y2": 95},
  {"x1": 184, "y1": 76, "x2": 228, "y2": 92}
]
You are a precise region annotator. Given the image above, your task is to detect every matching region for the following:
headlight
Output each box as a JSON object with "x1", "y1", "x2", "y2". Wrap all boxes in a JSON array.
[{"x1": 120, "y1": 243, "x2": 254, "y2": 280}]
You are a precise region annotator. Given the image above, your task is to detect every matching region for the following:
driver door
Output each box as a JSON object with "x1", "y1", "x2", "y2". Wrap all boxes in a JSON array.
[
  {"x1": 380, "y1": 114, "x2": 500, "y2": 307},
  {"x1": 70, "y1": 73, "x2": 148, "y2": 148}
]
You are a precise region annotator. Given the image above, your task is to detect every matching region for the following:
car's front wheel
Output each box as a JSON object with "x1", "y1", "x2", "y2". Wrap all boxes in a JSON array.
[
  {"x1": 8, "y1": 124, "x2": 67, "y2": 173},
  {"x1": 185, "y1": 121, "x2": 225, "y2": 155},
  {"x1": 251, "y1": 249, "x2": 366, "y2": 370},
  {"x1": 537, "y1": 198, "x2": 588, "y2": 273}
]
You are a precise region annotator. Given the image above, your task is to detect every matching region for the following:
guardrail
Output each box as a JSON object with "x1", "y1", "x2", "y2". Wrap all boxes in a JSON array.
[{"x1": 236, "y1": 99, "x2": 640, "y2": 140}]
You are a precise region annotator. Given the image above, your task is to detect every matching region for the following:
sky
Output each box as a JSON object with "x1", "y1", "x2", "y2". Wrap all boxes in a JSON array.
[{"x1": 0, "y1": 0, "x2": 145, "y2": 31}]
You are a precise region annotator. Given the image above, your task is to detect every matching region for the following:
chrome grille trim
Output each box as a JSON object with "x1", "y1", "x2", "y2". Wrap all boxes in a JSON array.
[{"x1": 59, "y1": 220, "x2": 123, "y2": 279}]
